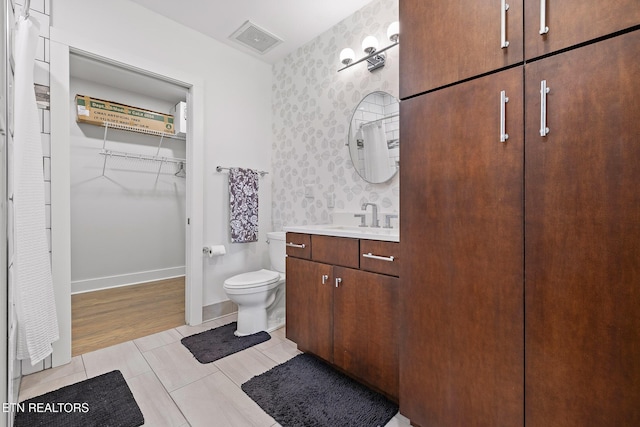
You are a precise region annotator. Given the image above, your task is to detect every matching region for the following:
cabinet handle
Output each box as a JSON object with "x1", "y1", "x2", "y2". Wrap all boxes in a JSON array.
[
  {"x1": 322, "y1": 274, "x2": 329, "y2": 285},
  {"x1": 539, "y1": 0, "x2": 549, "y2": 35},
  {"x1": 286, "y1": 242, "x2": 306, "y2": 249},
  {"x1": 539, "y1": 80, "x2": 550, "y2": 137},
  {"x1": 335, "y1": 278, "x2": 342, "y2": 288},
  {"x1": 362, "y1": 253, "x2": 395, "y2": 262},
  {"x1": 500, "y1": 0, "x2": 510, "y2": 48},
  {"x1": 500, "y1": 90, "x2": 509, "y2": 143}
]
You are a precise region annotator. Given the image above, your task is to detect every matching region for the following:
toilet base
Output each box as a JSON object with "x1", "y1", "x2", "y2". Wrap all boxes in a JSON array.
[{"x1": 234, "y1": 305, "x2": 268, "y2": 337}]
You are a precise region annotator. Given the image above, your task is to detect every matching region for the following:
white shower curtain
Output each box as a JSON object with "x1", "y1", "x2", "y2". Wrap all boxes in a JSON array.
[
  {"x1": 14, "y1": 15, "x2": 59, "y2": 365},
  {"x1": 362, "y1": 122, "x2": 392, "y2": 182}
]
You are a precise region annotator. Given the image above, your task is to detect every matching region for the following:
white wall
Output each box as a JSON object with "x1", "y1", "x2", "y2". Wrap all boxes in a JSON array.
[
  {"x1": 271, "y1": 0, "x2": 399, "y2": 229},
  {"x1": 51, "y1": 0, "x2": 273, "y2": 306},
  {"x1": 69, "y1": 77, "x2": 186, "y2": 292}
]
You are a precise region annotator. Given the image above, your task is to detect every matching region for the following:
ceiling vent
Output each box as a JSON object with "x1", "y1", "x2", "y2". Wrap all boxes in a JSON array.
[{"x1": 229, "y1": 20, "x2": 283, "y2": 55}]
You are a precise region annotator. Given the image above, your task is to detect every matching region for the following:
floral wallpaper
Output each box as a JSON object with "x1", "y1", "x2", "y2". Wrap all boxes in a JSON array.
[{"x1": 271, "y1": 0, "x2": 399, "y2": 229}]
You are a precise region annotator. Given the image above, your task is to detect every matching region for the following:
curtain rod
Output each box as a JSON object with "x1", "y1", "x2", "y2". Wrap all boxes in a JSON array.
[
  {"x1": 360, "y1": 113, "x2": 399, "y2": 128},
  {"x1": 216, "y1": 166, "x2": 268, "y2": 177}
]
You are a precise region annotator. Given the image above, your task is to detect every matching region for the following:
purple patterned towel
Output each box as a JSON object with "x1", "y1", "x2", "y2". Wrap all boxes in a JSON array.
[{"x1": 229, "y1": 168, "x2": 259, "y2": 243}]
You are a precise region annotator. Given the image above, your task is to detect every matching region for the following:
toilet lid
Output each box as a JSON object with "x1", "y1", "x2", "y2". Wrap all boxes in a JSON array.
[{"x1": 224, "y1": 269, "x2": 280, "y2": 289}]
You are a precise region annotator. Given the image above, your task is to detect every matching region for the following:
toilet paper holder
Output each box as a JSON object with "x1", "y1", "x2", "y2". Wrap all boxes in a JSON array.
[{"x1": 203, "y1": 245, "x2": 226, "y2": 257}]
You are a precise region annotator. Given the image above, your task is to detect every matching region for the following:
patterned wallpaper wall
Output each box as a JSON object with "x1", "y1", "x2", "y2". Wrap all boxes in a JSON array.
[{"x1": 271, "y1": 0, "x2": 399, "y2": 229}]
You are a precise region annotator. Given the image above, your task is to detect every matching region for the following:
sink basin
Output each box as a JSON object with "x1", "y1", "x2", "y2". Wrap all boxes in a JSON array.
[{"x1": 283, "y1": 224, "x2": 399, "y2": 242}]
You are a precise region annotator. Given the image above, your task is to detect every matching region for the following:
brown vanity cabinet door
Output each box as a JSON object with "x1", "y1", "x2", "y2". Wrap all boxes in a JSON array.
[
  {"x1": 400, "y1": 66, "x2": 524, "y2": 426},
  {"x1": 524, "y1": 0, "x2": 640, "y2": 60},
  {"x1": 525, "y1": 30, "x2": 640, "y2": 427},
  {"x1": 400, "y1": 0, "x2": 524, "y2": 98},
  {"x1": 285, "y1": 257, "x2": 333, "y2": 362},
  {"x1": 311, "y1": 235, "x2": 359, "y2": 269},
  {"x1": 333, "y1": 267, "x2": 399, "y2": 400}
]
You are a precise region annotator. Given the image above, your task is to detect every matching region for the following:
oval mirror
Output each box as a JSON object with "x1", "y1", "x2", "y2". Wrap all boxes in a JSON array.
[{"x1": 347, "y1": 91, "x2": 399, "y2": 184}]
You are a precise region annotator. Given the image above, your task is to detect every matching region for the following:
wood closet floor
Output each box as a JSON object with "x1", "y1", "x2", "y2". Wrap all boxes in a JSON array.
[{"x1": 71, "y1": 277, "x2": 185, "y2": 356}]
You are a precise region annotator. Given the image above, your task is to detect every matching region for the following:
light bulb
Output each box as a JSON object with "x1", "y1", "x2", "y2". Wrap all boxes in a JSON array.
[
  {"x1": 362, "y1": 36, "x2": 379, "y2": 54},
  {"x1": 339, "y1": 48, "x2": 355, "y2": 65},
  {"x1": 387, "y1": 21, "x2": 399, "y2": 43}
]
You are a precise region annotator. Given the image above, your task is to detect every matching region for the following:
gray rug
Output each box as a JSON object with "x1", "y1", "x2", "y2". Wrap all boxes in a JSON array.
[
  {"x1": 181, "y1": 321, "x2": 271, "y2": 363},
  {"x1": 14, "y1": 370, "x2": 144, "y2": 427},
  {"x1": 242, "y1": 353, "x2": 399, "y2": 427}
]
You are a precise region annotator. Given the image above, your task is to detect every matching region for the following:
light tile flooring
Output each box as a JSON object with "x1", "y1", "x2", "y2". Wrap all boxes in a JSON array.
[{"x1": 19, "y1": 314, "x2": 411, "y2": 427}]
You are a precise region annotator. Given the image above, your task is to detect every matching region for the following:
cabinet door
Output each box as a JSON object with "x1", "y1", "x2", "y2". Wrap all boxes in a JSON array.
[
  {"x1": 524, "y1": 0, "x2": 640, "y2": 60},
  {"x1": 285, "y1": 257, "x2": 333, "y2": 362},
  {"x1": 400, "y1": 0, "x2": 523, "y2": 98},
  {"x1": 333, "y1": 267, "x2": 399, "y2": 399},
  {"x1": 400, "y1": 67, "x2": 524, "y2": 426},
  {"x1": 525, "y1": 30, "x2": 640, "y2": 427}
]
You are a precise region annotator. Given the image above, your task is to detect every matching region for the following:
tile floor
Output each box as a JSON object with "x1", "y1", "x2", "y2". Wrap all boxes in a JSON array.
[{"x1": 18, "y1": 313, "x2": 411, "y2": 427}]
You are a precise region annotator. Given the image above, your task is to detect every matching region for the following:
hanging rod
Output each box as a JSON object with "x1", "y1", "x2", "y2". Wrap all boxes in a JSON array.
[
  {"x1": 216, "y1": 166, "x2": 268, "y2": 177},
  {"x1": 359, "y1": 113, "x2": 399, "y2": 128},
  {"x1": 99, "y1": 149, "x2": 185, "y2": 164}
]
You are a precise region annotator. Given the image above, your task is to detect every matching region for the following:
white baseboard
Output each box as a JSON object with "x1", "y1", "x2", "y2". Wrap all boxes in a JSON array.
[
  {"x1": 71, "y1": 266, "x2": 186, "y2": 294},
  {"x1": 202, "y1": 300, "x2": 238, "y2": 322}
]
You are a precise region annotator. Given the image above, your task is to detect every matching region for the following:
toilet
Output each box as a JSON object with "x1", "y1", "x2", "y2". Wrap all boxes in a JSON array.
[{"x1": 223, "y1": 231, "x2": 286, "y2": 336}]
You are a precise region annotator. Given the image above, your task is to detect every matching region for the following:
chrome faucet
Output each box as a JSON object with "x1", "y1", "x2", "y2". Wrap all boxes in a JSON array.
[
  {"x1": 361, "y1": 202, "x2": 380, "y2": 228},
  {"x1": 383, "y1": 214, "x2": 398, "y2": 229}
]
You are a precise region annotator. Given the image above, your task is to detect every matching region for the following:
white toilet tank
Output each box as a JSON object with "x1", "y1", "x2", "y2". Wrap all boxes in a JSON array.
[{"x1": 267, "y1": 231, "x2": 286, "y2": 273}]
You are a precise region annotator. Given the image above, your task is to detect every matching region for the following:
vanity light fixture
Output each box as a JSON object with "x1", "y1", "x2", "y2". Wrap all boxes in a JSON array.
[{"x1": 338, "y1": 21, "x2": 399, "y2": 73}]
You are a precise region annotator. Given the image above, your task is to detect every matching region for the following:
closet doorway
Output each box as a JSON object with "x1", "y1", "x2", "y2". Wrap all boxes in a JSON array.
[
  {"x1": 68, "y1": 53, "x2": 188, "y2": 356},
  {"x1": 50, "y1": 40, "x2": 205, "y2": 367}
]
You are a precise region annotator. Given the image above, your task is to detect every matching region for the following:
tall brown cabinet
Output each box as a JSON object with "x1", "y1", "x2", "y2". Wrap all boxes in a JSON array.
[{"x1": 399, "y1": 1, "x2": 640, "y2": 426}]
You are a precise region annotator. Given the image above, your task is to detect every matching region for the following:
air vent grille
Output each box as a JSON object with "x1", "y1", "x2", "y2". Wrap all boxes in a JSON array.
[{"x1": 229, "y1": 21, "x2": 283, "y2": 55}]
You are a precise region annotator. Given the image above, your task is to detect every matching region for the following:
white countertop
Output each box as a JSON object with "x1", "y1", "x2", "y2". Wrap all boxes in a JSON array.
[{"x1": 283, "y1": 224, "x2": 399, "y2": 242}]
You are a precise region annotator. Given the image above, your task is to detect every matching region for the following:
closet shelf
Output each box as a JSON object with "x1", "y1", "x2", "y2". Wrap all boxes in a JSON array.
[
  {"x1": 99, "y1": 121, "x2": 186, "y2": 179},
  {"x1": 100, "y1": 121, "x2": 186, "y2": 140}
]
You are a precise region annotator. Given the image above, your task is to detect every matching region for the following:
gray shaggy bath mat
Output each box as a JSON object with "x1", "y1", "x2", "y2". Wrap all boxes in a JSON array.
[
  {"x1": 242, "y1": 353, "x2": 398, "y2": 427},
  {"x1": 14, "y1": 370, "x2": 144, "y2": 427},
  {"x1": 181, "y1": 321, "x2": 270, "y2": 363}
]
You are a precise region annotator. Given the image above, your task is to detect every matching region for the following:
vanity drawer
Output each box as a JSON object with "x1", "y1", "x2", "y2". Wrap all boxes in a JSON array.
[
  {"x1": 286, "y1": 233, "x2": 311, "y2": 259},
  {"x1": 360, "y1": 240, "x2": 400, "y2": 277},
  {"x1": 311, "y1": 235, "x2": 359, "y2": 269}
]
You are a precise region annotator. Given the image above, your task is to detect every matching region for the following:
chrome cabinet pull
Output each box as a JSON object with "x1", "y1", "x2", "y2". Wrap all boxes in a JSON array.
[
  {"x1": 501, "y1": 0, "x2": 510, "y2": 48},
  {"x1": 362, "y1": 253, "x2": 395, "y2": 262},
  {"x1": 539, "y1": 0, "x2": 549, "y2": 34},
  {"x1": 335, "y1": 278, "x2": 342, "y2": 288},
  {"x1": 322, "y1": 274, "x2": 329, "y2": 285},
  {"x1": 540, "y1": 80, "x2": 550, "y2": 137},
  {"x1": 500, "y1": 90, "x2": 509, "y2": 143},
  {"x1": 286, "y1": 242, "x2": 306, "y2": 249}
]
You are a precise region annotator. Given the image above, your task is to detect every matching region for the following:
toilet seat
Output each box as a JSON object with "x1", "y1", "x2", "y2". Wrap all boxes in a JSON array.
[{"x1": 224, "y1": 269, "x2": 280, "y2": 290}]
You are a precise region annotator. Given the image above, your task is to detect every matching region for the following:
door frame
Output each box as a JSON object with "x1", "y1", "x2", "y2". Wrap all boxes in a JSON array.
[{"x1": 49, "y1": 27, "x2": 204, "y2": 367}]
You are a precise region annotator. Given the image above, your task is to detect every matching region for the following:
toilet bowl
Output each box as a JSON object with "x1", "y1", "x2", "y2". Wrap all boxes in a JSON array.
[{"x1": 223, "y1": 231, "x2": 286, "y2": 336}]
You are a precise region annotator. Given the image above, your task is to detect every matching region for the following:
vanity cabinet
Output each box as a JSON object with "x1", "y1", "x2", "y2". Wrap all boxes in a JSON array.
[
  {"x1": 285, "y1": 257, "x2": 333, "y2": 362},
  {"x1": 400, "y1": 0, "x2": 640, "y2": 98},
  {"x1": 400, "y1": 66, "x2": 525, "y2": 427},
  {"x1": 400, "y1": 16, "x2": 640, "y2": 427},
  {"x1": 285, "y1": 233, "x2": 400, "y2": 399},
  {"x1": 524, "y1": 31, "x2": 640, "y2": 427},
  {"x1": 400, "y1": 0, "x2": 524, "y2": 98},
  {"x1": 523, "y1": 0, "x2": 640, "y2": 60}
]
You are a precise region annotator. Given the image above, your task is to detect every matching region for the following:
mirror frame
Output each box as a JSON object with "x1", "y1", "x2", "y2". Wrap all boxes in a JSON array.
[{"x1": 347, "y1": 91, "x2": 399, "y2": 184}]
